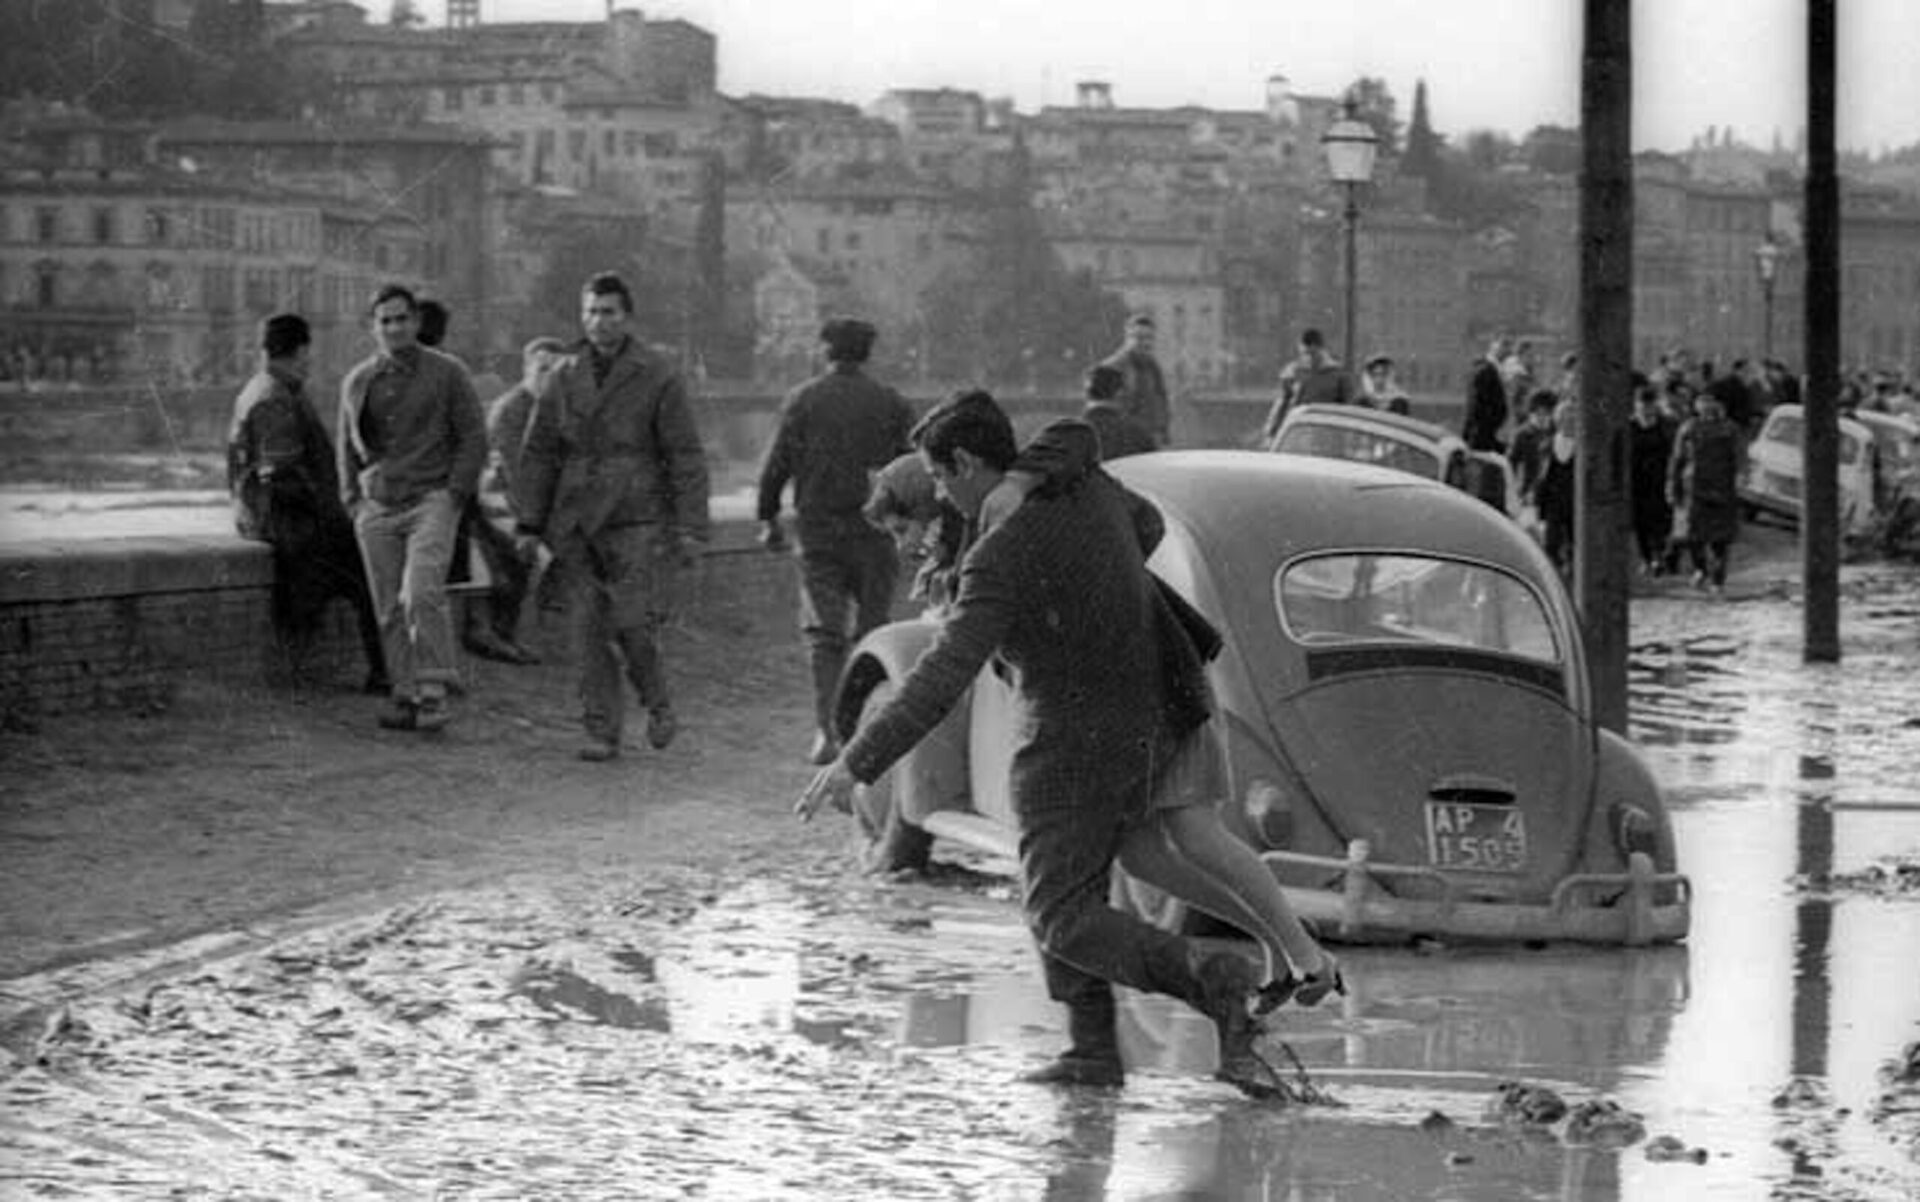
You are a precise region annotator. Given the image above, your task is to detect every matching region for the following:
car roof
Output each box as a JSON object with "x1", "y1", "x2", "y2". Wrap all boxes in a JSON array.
[
  {"x1": 1279, "y1": 403, "x2": 1463, "y2": 448},
  {"x1": 1110, "y1": 449, "x2": 1543, "y2": 572}
]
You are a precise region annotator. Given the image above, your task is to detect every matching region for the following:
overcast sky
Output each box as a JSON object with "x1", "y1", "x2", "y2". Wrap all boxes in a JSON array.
[{"x1": 475, "y1": 0, "x2": 1918, "y2": 154}]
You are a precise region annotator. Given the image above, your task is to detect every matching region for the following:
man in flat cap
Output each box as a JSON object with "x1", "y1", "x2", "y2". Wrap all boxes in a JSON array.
[
  {"x1": 758, "y1": 317, "x2": 917, "y2": 764},
  {"x1": 229, "y1": 312, "x2": 387, "y2": 692}
]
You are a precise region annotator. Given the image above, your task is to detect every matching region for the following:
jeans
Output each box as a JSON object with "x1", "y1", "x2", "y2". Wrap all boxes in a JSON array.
[{"x1": 353, "y1": 488, "x2": 460, "y2": 700}]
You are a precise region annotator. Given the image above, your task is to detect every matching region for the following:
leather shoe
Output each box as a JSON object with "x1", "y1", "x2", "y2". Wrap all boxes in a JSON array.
[
  {"x1": 464, "y1": 629, "x2": 528, "y2": 664},
  {"x1": 646, "y1": 706, "x2": 677, "y2": 750},
  {"x1": 414, "y1": 693, "x2": 451, "y2": 732},
  {"x1": 376, "y1": 699, "x2": 419, "y2": 731},
  {"x1": 808, "y1": 730, "x2": 839, "y2": 765},
  {"x1": 1018, "y1": 1053, "x2": 1124, "y2": 1089},
  {"x1": 577, "y1": 738, "x2": 621, "y2": 762}
]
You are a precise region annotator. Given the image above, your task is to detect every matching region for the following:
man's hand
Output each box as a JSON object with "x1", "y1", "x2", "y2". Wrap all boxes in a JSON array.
[
  {"x1": 759, "y1": 519, "x2": 787, "y2": 553},
  {"x1": 794, "y1": 757, "x2": 857, "y2": 823},
  {"x1": 980, "y1": 470, "x2": 1040, "y2": 532}
]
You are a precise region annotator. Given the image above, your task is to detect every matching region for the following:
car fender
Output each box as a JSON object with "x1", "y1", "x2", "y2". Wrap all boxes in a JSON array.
[
  {"x1": 1590, "y1": 726, "x2": 1680, "y2": 876},
  {"x1": 832, "y1": 618, "x2": 973, "y2": 826}
]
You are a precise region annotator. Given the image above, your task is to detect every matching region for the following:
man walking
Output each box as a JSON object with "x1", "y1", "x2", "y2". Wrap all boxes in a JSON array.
[
  {"x1": 467, "y1": 335, "x2": 569, "y2": 664},
  {"x1": 518, "y1": 272, "x2": 711, "y2": 762},
  {"x1": 1463, "y1": 334, "x2": 1512, "y2": 453},
  {"x1": 757, "y1": 318, "x2": 916, "y2": 765},
  {"x1": 1263, "y1": 328, "x2": 1354, "y2": 442},
  {"x1": 228, "y1": 312, "x2": 387, "y2": 692},
  {"x1": 796, "y1": 390, "x2": 1270, "y2": 1096},
  {"x1": 337, "y1": 284, "x2": 486, "y2": 732},
  {"x1": 1096, "y1": 313, "x2": 1171, "y2": 447}
]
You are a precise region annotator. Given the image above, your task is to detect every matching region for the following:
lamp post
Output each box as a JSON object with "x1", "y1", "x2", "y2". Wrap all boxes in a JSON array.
[
  {"x1": 1322, "y1": 95, "x2": 1380, "y2": 375},
  {"x1": 1754, "y1": 237, "x2": 1781, "y2": 361}
]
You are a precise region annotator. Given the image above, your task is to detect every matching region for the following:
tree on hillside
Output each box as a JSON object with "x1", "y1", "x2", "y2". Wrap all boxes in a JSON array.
[
  {"x1": 1401, "y1": 79, "x2": 1444, "y2": 183},
  {"x1": 917, "y1": 139, "x2": 1128, "y2": 390},
  {"x1": 388, "y1": 0, "x2": 427, "y2": 27},
  {"x1": 1344, "y1": 76, "x2": 1402, "y2": 160}
]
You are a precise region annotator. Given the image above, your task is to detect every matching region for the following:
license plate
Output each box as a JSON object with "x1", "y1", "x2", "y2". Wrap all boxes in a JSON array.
[{"x1": 1424, "y1": 802, "x2": 1528, "y2": 873}]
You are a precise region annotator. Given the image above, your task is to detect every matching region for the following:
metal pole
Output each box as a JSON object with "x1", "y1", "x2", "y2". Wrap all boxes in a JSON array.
[
  {"x1": 1342, "y1": 184, "x2": 1359, "y2": 375},
  {"x1": 1577, "y1": 0, "x2": 1634, "y2": 733},
  {"x1": 1763, "y1": 279, "x2": 1775, "y2": 361},
  {"x1": 1802, "y1": 0, "x2": 1841, "y2": 662}
]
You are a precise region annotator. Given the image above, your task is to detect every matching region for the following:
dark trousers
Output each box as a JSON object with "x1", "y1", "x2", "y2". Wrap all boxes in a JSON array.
[
  {"x1": 1017, "y1": 790, "x2": 1202, "y2": 1015},
  {"x1": 798, "y1": 533, "x2": 899, "y2": 738},
  {"x1": 268, "y1": 502, "x2": 385, "y2": 681},
  {"x1": 555, "y1": 524, "x2": 676, "y2": 742}
]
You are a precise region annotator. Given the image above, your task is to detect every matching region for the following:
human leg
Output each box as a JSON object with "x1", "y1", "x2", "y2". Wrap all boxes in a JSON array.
[
  {"x1": 398, "y1": 489, "x2": 461, "y2": 724},
  {"x1": 602, "y1": 524, "x2": 678, "y2": 749},
  {"x1": 798, "y1": 546, "x2": 856, "y2": 759},
  {"x1": 1019, "y1": 802, "x2": 1273, "y2": 1095},
  {"x1": 564, "y1": 535, "x2": 625, "y2": 756},
  {"x1": 1123, "y1": 808, "x2": 1341, "y2": 1008},
  {"x1": 354, "y1": 498, "x2": 415, "y2": 703}
]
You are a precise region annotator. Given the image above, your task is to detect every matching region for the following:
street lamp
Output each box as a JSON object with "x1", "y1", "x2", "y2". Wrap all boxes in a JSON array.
[
  {"x1": 1754, "y1": 237, "x2": 1781, "y2": 360},
  {"x1": 1322, "y1": 95, "x2": 1380, "y2": 376}
]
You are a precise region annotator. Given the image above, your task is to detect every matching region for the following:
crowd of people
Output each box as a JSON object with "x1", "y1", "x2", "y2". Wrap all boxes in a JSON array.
[{"x1": 1259, "y1": 323, "x2": 1920, "y2": 597}]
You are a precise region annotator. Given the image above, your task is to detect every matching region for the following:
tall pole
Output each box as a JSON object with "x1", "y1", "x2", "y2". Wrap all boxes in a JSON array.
[
  {"x1": 1803, "y1": 0, "x2": 1841, "y2": 662},
  {"x1": 1342, "y1": 184, "x2": 1360, "y2": 375},
  {"x1": 1763, "y1": 278, "x2": 1775, "y2": 361},
  {"x1": 1577, "y1": 0, "x2": 1634, "y2": 733}
]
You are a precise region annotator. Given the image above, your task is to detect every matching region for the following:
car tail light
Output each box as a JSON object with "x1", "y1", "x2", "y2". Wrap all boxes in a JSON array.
[
  {"x1": 1245, "y1": 778, "x2": 1292, "y2": 848},
  {"x1": 1612, "y1": 802, "x2": 1658, "y2": 859}
]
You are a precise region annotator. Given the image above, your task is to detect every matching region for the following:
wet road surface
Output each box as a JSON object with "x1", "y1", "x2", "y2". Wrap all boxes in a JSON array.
[{"x1": 3, "y1": 570, "x2": 1919, "y2": 1199}]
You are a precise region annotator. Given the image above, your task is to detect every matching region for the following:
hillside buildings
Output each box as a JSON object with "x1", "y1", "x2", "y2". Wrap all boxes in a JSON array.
[{"x1": 4, "y1": 0, "x2": 1915, "y2": 398}]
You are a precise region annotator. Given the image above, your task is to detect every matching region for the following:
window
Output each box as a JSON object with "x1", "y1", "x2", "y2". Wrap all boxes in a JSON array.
[
  {"x1": 93, "y1": 207, "x2": 115, "y2": 244},
  {"x1": 480, "y1": 86, "x2": 496, "y2": 106},
  {"x1": 444, "y1": 87, "x2": 463, "y2": 111},
  {"x1": 509, "y1": 131, "x2": 526, "y2": 160},
  {"x1": 643, "y1": 132, "x2": 677, "y2": 156},
  {"x1": 35, "y1": 261, "x2": 58, "y2": 307},
  {"x1": 567, "y1": 129, "x2": 586, "y2": 160},
  {"x1": 1278, "y1": 553, "x2": 1560, "y2": 665},
  {"x1": 37, "y1": 207, "x2": 58, "y2": 242},
  {"x1": 845, "y1": 230, "x2": 861, "y2": 251},
  {"x1": 602, "y1": 130, "x2": 615, "y2": 156}
]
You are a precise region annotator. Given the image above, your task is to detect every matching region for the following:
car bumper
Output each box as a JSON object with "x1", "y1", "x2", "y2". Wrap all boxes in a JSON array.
[{"x1": 1259, "y1": 843, "x2": 1691, "y2": 946}]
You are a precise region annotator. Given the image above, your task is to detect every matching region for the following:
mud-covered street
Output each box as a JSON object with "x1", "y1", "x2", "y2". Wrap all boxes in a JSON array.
[{"x1": 4, "y1": 534, "x2": 1920, "y2": 1200}]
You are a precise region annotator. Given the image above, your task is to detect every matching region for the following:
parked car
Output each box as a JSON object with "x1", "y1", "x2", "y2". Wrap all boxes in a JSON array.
[
  {"x1": 1737, "y1": 403, "x2": 1920, "y2": 539},
  {"x1": 833, "y1": 451, "x2": 1690, "y2": 946},
  {"x1": 1269, "y1": 403, "x2": 1516, "y2": 515}
]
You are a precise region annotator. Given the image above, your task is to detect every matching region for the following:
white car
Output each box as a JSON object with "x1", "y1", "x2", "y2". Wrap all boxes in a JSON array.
[
  {"x1": 1738, "y1": 403, "x2": 1920, "y2": 539},
  {"x1": 1269, "y1": 403, "x2": 1517, "y2": 516}
]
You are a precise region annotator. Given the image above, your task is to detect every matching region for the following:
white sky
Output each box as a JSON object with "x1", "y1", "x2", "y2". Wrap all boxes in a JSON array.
[{"x1": 468, "y1": 0, "x2": 1919, "y2": 154}]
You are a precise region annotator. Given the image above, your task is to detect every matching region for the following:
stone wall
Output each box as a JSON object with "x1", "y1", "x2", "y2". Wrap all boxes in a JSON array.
[{"x1": 0, "y1": 521, "x2": 796, "y2": 724}]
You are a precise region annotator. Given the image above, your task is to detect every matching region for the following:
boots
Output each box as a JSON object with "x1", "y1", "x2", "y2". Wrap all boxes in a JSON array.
[
  {"x1": 1020, "y1": 991, "x2": 1124, "y2": 1089},
  {"x1": 1190, "y1": 951, "x2": 1286, "y2": 1100}
]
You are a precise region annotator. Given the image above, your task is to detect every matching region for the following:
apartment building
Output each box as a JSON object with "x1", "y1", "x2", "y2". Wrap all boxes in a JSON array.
[{"x1": 0, "y1": 110, "x2": 420, "y2": 386}]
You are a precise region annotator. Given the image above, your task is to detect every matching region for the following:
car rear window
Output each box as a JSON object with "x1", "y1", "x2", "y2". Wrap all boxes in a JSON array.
[
  {"x1": 1762, "y1": 413, "x2": 1864, "y2": 465},
  {"x1": 1277, "y1": 553, "x2": 1561, "y2": 663},
  {"x1": 1275, "y1": 422, "x2": 1441, "y2": 480}
]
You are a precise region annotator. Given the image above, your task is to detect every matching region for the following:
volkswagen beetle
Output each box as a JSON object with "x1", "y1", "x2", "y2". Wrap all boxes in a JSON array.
[{"x1": 833, "y1": 450, "x2": 1690, "y2": 947}]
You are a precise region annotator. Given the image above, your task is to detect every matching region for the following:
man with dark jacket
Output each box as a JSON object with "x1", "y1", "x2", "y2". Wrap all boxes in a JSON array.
[
  {"x1": 796, "y1": 392, "x2": 1269, "y2": 1097},
  {"x1": 757, "y1": 317, "x2": 917, "y2": 764},
  {"x1": 1462, "y1": 334, "x2": 1512, "y2": 452},
  {"x1": 229, "y1": 312, "x2": 386, "y2": 692},
  {"x1": 517, "y1": 272, "x2": 711, "y2": 761},
  {"x1": 1081, "y1": 363, "x2": 1157, "y2": 460},
  {"x1": 1096, "y1": 313, "x2": 1171, "y2": 447},
  {"x1": 1263, "y1": 328, "x2": 1355, "y2": 442},
  {"x1": 338, "y1": 284, "x2": 487, "y2": 732}
]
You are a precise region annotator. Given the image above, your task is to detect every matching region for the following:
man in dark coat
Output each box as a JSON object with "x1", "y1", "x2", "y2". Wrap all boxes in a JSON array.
[
  {"x1": 796, "y1": 391, "x2": 1269, "y2": 1096},
  {"x1": 1096, "y1": 313, "x2": 1171, "y2": 447},
  {"x1": 757, "y1": 317, "x2": 917, "y2": 764},
  {"x1": 228, "y1": 312, "x2": 387, "y2": 691},
  {"x1": 1463, "y1": 334, "x2": 1512, "y2": 452},
  {"x1": 1080, "y1": 363, "x2": 1157, "y2": 461},
  {"x1": 518, "y1": 272, "x2": 712, "y2": 760}
]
